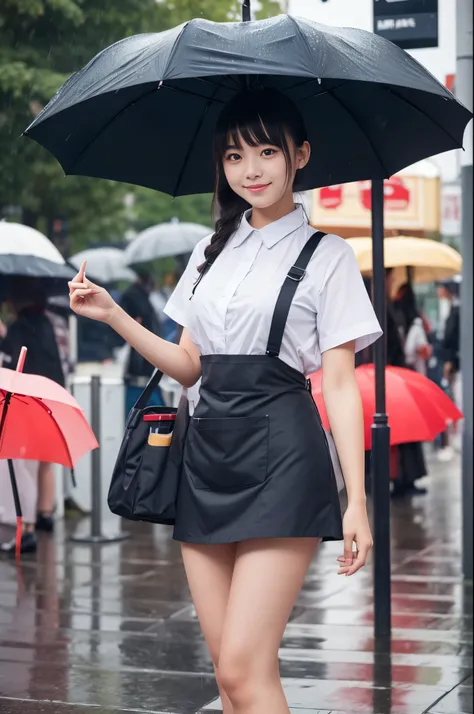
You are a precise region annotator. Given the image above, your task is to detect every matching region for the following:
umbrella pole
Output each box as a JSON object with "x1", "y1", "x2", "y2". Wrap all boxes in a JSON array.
[
  {"x1": 7, "y1": 460, "x2": 23, "y2": 561},
  {"x1": 371, "y1": 180, "x2": 392, "y2": 640},
  {"x1": 242, "y1": 0, "x2": 251, "y2": 22}
]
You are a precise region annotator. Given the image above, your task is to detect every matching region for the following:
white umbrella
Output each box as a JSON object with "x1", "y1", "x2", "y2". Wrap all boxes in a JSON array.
[
  {"x1": 124, "y1": 221, "x2": 211, "y2": 265},
  {"x1": 70, "y1": 247, "x2": 137, "y2": 283},
  {"x1": 0, "y1": 221, "x2": 74, "y2": 286}
]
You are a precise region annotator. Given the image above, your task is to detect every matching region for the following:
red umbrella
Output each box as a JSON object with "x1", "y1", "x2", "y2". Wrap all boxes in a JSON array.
[
  {"x1": 310, "y1": 364, "x2": 463, "y2": 450},
  {"x1": 0, "y1": 347, "x2": 98, "y2": 559}
]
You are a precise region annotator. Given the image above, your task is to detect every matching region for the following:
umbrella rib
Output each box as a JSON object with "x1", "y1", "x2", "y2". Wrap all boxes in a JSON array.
[
  {"x1": 161, "y1": 83, "x2": 227, "y2": 104},
  {"x1": 173, "y1": 85, "x2": 221, "y2": 197},
  {"x1": 67, "y1": 84, "x2": 226, "y2": 174},
  {"x1": 34, "y1": 397, "x2": 75, "y2": 468},
  {"x1": 385, "y1": 86, "x2": 464, "y2": 148},
  {"x1": 68, "y1": 85, "x2": 161, "y2": 174},
  {"x1": 194, "y1": 75, "x2": 241, "y2": 90},
  {"x1": 0, "y1": 392, "x2": 75, "y2": 466},
  {"x1": 323, "y1": 87, "x2": 390, "y2": 177},
  {"x1": 284, "y1": 77, "x2": 346, "y2": 98}
]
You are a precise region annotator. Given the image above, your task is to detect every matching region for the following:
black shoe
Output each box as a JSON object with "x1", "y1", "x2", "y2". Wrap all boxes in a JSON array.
[
  {"x1": 36, "y1": 512, "x2": 55, "y2": 533},
  {"x1": 406, "y1": 485, "x2": 428, "y2": 496},
  {"x1": 390, "y1": 483, "x2": 407, "y2": 499},
  {"x1": 0, "y1": 532, "x2": 37, "y2": 555}
]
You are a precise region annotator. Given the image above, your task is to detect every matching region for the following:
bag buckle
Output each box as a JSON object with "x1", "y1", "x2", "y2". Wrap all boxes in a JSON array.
[{"x1": 288, "y1": 266, "x2": 306, "y2": 282}]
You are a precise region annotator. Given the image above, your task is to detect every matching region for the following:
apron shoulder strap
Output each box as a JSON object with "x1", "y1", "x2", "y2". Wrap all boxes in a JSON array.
[{"x1": 266, "y1": 230, "x2": 326, "y2": 358}]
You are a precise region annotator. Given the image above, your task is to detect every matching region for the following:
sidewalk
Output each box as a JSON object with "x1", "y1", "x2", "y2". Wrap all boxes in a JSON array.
[{"x1": 0, "y1": 449, "x2": 472, "y2": 714}]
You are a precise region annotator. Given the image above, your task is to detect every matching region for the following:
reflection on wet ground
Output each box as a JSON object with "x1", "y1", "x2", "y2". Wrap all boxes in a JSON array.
[{"x1": 0, "y1": 451, "x2": 472, "y2": 713}]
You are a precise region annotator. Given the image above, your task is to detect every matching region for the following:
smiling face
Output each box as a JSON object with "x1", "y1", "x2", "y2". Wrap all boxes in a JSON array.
[
  {"x1": 213, "y1": 89, "x2": 311, "y2": 215},
  {"x1": 222, "y1": 132, "x2": 310, "y2": 210}
]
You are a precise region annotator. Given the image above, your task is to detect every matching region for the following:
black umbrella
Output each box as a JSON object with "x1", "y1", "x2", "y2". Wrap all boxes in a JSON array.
[
  {"x1": 24, "y1": 14, "x2": 470, "y2": 196},
  {"x1": 23, "y1": 2, "x2": 472, "y2": 640}
]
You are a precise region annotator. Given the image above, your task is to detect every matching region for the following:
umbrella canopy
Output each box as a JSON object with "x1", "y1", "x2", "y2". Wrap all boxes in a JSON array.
[
  {"x1": 0, "y1": 221, "x2": 73, "y2": 277},
  {"x1": 0, "y1": 222, "x2": 75, "y2": 300},
  {"x1": 310, "y1": 364, "x2": 463, "y2": 450},
  {"x1": 346, "y1": 236, "x2": 462, "y2": 287},
  {"x1": 70, "y1": 246, "x2": 137, "y2": 283},
  {"x1": 0, "y1": 346, "x2": 98, "y2": 559},
  {"x1": 124, "y1": 221, "x2": 212, "y2": 264},
  {"x1": 0, "y1": 367, "x2": 98, "y2": 466},
  {"x1": 24, "y1": 15, "x2": 471, "y2": 196}
]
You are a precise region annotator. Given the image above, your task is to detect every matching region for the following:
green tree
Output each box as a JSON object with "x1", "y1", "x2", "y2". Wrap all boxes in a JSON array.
[{"x1": 0, "y1": 0, "x2": 286, "y2": 254}]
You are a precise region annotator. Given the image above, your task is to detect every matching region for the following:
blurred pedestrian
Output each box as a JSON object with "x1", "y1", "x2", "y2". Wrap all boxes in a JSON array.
[
  {"x1": 150, "y1": 270, "x2": 180, "y2": 342},
  {"x1": 119, "y1": 267, "x2": 164, "y2": 413},
  {"x1": 46, "y1": 304, "x2": 73, "y2": 379},
  {"x1": 68, "y1": 88, "x2": 381, "y2": 714},
  {"x1": 385, "y1": 272, "x2": 428, "y2": 498},
  {"x1": 0, "y1": 279, "x2": 64, "y2": 553},
  {"x1": 385, "y1": 268, "x2": 406, "y2": 368},
  {"x1": 394, "y1": 282, "x2": 432, "y2": 376},
  {"x1": 436, "y1": 279, "x2": 461, "y2": 458}
]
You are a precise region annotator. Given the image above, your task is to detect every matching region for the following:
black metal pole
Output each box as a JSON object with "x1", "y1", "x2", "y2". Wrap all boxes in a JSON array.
[
  {"x1": 371, "y1": 180, "x2": 392, "y2": 640},
  {"x1": 456, "y1": 0, "x2": 473, "y2": 583},
  {"x1": 242, "y1": 0, "x2": 251, "y2": 22},
  {"x1": 90, "y1": 374, "x2": 102, "y2": 538}
]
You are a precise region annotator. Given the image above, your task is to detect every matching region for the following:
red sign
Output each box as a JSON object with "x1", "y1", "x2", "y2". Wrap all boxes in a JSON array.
[
  {"x1": 359, "y1": 177, "x2": 410, "y2": 211},
  {"x1": 319, "y1": 185, "x2": 342, "y2": 209}
]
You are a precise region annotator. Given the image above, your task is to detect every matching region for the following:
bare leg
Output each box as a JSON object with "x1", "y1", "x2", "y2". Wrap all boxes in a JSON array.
[
  {"x1": 181, "y1": 542, "x2": 237, "y2": 714},
  {"x1": 218, "y1": 537, "x2": 320, "y2": 714},
  {"x1": 37, "y1": 462, "x2": 55, "y2": 514}
]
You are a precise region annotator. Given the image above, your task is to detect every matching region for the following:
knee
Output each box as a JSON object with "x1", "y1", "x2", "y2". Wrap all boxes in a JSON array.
[{"x1": 217, "y1": 649, "x2": 259, "y2": 706}]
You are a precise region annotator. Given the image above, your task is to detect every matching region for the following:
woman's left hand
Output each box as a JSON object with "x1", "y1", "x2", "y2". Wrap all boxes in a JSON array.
[{"x1": 337, "y1": 502, "x2": 373, "y2": 576}]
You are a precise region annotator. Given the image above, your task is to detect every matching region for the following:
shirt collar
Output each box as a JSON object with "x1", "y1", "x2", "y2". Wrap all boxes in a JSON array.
[{"x1": 231, "y1": 204, "x2": 307, "y2": 249}]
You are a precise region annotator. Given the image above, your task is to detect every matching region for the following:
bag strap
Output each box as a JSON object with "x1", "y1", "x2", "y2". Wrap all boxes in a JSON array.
[
  {"x1": 266, "y1": 231, "x2": 326, "y2": 358},
  {"x1": 132, "y1": 325, "x2": 183, "y2": 411},
  {"x1": 133, "y1": 368, "x2": 164, "y2": 410}
]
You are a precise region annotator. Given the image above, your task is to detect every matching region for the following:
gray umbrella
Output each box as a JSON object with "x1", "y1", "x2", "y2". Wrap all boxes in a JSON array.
[
  {"x1": 124, "y1": 221, "x2": 211, "y2": 265},
  {"x1": 70, "y1": 247, "x2": 137, "y2": 283}
]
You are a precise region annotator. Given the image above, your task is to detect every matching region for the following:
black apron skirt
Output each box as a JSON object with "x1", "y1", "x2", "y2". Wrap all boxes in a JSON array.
[{"x1": 173, "y1": 231, "x2": 343, "y2": 544}]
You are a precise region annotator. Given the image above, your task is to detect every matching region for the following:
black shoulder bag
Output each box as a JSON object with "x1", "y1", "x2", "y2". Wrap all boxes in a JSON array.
[{"x1": 108, "y1": 365, "x2": 189, "y2": 525}]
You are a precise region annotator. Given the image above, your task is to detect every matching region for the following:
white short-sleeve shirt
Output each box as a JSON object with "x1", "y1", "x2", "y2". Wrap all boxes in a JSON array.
[{"x1": 164, "y1": 205, "x2": 382, "y2": 410}]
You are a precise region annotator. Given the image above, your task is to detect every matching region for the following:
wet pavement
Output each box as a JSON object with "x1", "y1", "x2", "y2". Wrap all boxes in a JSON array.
[{"x1": 0, "y1": 449, "x2": 472, "y2": 714}]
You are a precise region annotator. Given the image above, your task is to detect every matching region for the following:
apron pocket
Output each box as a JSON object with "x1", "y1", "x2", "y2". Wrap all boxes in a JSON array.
[{"x1": 186, "y1": 416, "x2": 269, "y2": 492}]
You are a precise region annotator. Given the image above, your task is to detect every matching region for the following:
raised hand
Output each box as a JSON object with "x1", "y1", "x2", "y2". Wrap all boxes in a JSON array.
[{"x1": 68, "y1": 261, "x2": 118, "y2": 323}]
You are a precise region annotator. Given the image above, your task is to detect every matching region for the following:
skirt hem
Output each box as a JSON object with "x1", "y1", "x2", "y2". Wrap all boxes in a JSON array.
[{"x1": 173, "y1": 530, "x2": 343, "y2": 544}]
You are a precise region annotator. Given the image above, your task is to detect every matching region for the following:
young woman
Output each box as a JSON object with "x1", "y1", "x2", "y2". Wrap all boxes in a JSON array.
[{"x1": 69, "y1": 89, "x2": 381, "y2": 714}]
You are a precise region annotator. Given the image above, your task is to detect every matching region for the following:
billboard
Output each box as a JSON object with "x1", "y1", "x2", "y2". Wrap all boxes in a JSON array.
[
  {"x1": 373, "y1": 0, "x2": 438, "y2": 50},
  {"x1": 441, "y1": 183, "x2": 462, "y2": 237},
  {"x1": 311, "y1": 173, "x2": 440, "y2": 234}
]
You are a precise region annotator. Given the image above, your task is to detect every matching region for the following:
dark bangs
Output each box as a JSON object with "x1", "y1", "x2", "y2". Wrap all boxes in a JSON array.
[{"x1": 214, "y1": 88, "x2": 307, "y2": 178}]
